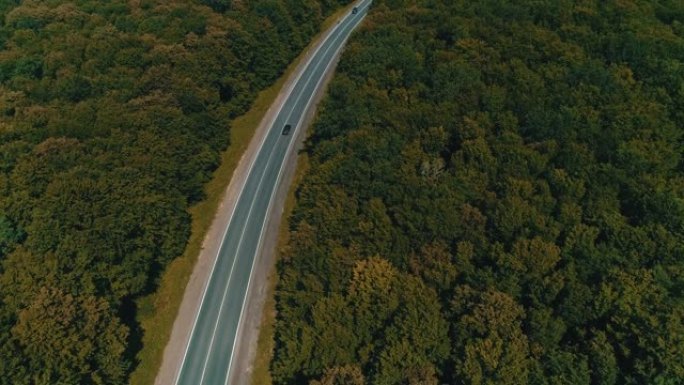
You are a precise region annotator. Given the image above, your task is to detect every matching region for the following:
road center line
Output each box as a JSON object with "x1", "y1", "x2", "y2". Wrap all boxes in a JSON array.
[
  {"x1": 172, "y1": 7, "x2": 355, "y2": 384},
  {"x1": 221, "y1": 3, "x2": 371, "y2": 384},
  {"x1": 194, "y1": 9, "x2": 359, "y2": 385}
]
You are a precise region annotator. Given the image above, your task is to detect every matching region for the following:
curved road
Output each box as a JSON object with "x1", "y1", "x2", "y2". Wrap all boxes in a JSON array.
[{"x1": 174, "y1": 2, "x2": 371, "y2": 384}]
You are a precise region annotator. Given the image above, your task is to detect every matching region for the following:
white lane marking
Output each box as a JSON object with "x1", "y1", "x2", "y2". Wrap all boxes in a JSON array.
[
  {"x1": 197, "y1": 125, "x2": 282, "y2": 385},
  {"x1": 194, "y1": 6, "x2": 362, "y2": 385},
  {"x1": 222, "y1": 2, "x2": 371, "y2": 384},
  {"x1": 173, "y1": 8, "x2": 353, "y2": 385}
]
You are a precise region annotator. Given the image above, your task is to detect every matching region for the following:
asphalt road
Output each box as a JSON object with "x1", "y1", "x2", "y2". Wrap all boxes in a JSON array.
[{"x1": 174, "y1": 2, "x2": 370, "y2": 384}]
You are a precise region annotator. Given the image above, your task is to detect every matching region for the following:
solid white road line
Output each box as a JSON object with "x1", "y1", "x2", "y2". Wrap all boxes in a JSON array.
[
  {"x1": 194, "y1": 7, "x2": 361, "y2": 385},
  {"x1": 199, "y1": 12, "x2": 356, "y2": 383},
  {"x1": 172, "y1": 9, "x2": 351, "y2": 385},
  {"x1": 222, "y1": 2, "x2": 371, "y2": 384},
  {"x1": 197, "y1": 122, "x2": 281, "y2": 385}
]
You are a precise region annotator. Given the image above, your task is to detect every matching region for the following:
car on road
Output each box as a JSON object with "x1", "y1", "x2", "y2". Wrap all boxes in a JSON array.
[
  {"x1": 352, "y1": 7, "x2": 358, "y2": 14},
  {"x1": 282, "y1": 124, "x2": 292, "y2": 135}
]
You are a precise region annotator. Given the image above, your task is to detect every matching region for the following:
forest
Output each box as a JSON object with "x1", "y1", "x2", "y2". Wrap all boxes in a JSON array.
[
  {"x1": 272, "y1": 0, "x2": 684, "y2": 384},
  {"x1": 0, "y1": 0, "x2": 350, "y2": 383}
]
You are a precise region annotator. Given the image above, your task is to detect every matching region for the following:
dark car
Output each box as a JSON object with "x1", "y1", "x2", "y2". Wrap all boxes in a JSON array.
[
  {"x1": 282, "y1": 124, "x2": 292, "y2": 135},
  {"x1": 352, "y1": 6, "x2": 358, "y2": 14}
]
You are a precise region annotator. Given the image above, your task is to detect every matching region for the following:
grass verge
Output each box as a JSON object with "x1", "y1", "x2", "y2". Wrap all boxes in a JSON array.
[
  {"x1": 128, "y1": 3, "x2": 357, "y2": 385},
  {"x1": 250, "y1": 152, "x2": 310, "y2": 385},
  {"x1": 129, "y1": 71, "x2": 281, "y2": 385},
  {"x1": 249, "y1": 3, "x2": 361, "y2": 383}
]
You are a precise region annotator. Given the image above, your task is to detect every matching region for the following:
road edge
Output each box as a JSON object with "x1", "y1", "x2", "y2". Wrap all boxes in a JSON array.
[
  {"x1": 153, "y1": 6, "x2": 359, "y2": 385},
  {"x1": 228, "y1": 7, "x2": 364, "y2": 385}
]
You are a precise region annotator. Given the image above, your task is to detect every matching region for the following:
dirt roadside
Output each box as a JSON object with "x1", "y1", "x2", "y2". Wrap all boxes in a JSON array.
[
  {"x1": 227, "y1": 28, "x2": 352, "y2": 385},
  {"x1": 153, "y1": 7, "x2": 356, "y2": 385}
]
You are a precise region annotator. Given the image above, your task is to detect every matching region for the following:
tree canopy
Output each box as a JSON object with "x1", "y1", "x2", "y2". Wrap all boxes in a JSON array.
[
  {"x1": 272, "y1": 0, "x2": 684, "y2": 384},
  {"x1": 0, "y1": 0, "x2": 350, "y2": 382}
]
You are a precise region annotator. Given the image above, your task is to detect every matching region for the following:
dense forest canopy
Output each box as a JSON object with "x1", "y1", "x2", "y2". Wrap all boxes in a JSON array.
[
  {"x1": 273, "y1": 0, "x2": 684, "y2": 384},
  {"x1": 0, "y1": 0, "x2": 350, "y2": 383}
]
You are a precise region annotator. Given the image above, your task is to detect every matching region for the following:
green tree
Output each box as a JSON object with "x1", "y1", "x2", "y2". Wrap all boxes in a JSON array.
[
  {"x1": 588, "y1": 331, "x2": 618, "y2": 385},
  {"x1": 0, "y1": 216, "x2": 23, "y2": 258},
  {"x1": 311, "y1": 365, "x2": 365, "y2": 385},
  {"x1": 451, "y1": 286, "x2": 532, "y2": 385},
  {"x1": 11, "y1": 287, "x2": 129, "y2": 384},
  {"x1": 0, "y1": 0, "x2": 354, "y2": 382},
  {"x1": 596, "y1": 269, "x2": 684, "y2": 383},
  {"x1": 269, "y1": 1, "x2": 684, "y2": 384}
]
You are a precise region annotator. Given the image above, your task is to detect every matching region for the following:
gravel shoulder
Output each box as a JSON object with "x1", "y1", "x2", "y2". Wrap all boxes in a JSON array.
[
  {"x1": 154, "y1": 11, "x2": 353, "y2": 385},
  {"x1": 228, "y1": 39, "x2": 347, "y2": 385}
]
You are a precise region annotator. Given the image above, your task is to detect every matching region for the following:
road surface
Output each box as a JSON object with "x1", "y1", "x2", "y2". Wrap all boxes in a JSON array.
[{"x1": 174, "y1": 2, "x2": 371, "y2": 384}]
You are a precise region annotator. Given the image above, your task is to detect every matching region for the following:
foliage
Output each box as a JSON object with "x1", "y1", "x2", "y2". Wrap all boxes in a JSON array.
[
  {"x1": 272, "y1": 0, "x2": 684, "y2": 384},
  {"x1": 0, "y1": 0, "x2": 350, "y2": 382}
]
